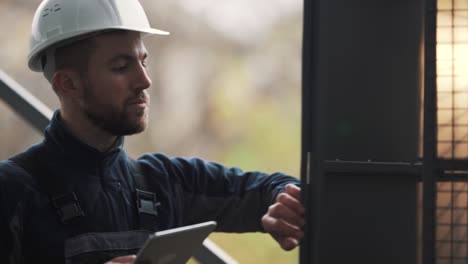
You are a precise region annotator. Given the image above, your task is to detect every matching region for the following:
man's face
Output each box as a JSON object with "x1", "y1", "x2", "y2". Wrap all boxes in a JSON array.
[{"x1": 77, "y1": 31, "x2": 152, "y2": 136}]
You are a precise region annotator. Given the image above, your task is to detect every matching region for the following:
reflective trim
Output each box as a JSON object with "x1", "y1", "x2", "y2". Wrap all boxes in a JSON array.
[{"x1": 64, "y1": 230, "x2": 152, "y2": 258}]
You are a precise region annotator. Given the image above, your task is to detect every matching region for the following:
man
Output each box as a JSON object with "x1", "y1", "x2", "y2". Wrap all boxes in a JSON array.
[{"x1": 0, "y1": 0, "x2": 304, "y2": 263}]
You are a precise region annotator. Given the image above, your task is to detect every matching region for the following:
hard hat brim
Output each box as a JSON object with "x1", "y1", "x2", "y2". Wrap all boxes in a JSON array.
[{"x1": 28, "y1": 26, "x2": 170, "y2": 72}]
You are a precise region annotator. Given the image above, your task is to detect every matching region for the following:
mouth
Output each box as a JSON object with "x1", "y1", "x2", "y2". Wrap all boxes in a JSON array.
[
  {"x1": 127, "y1": 99, "x2": 148, "y2": 114},
  {"x1": 128, "y1": 94, "x2": 149, "y2": 107},
  {"x1": 129, "y1": 99, "x2": 147, "y2": 106}
]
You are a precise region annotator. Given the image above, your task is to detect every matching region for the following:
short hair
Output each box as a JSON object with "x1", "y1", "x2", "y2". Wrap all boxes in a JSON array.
[
  {"x1": 43, "y1": 35, "x2": 97, "y2": 94},
  {"x1": 42, "y1": 30, "x2": 132, "y2": 94}
]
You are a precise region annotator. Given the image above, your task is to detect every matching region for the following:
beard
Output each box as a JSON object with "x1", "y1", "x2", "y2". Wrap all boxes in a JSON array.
[{"x1": 81, "y1": 82, "x2": 149, "y2": 136}]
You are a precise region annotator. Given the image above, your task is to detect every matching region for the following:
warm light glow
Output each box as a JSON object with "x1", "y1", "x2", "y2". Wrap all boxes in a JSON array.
[
  {"x1": 435, "y1": 2, "x2": 468, "y2": 263},
  {"x1": 436, "y1": 3, "x2": 468, "y2": 159}
]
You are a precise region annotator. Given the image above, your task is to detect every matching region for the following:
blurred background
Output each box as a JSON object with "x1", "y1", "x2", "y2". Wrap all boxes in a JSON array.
[{"x1": 0, "y1": 0, "x2": 302, "y2": 263}]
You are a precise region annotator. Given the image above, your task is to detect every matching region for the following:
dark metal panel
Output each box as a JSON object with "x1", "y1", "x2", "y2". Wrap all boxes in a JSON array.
[
  {"x1": 317, "y1": 0, "x2": 423, "y2": 162},
  {"x1": 319, "y1": 163, "x2": 420, "y2": 264},
  {"x1": 319, "y1": 173, "x2": 419, "y2": 264},
  {"x1": 301, "y1": 0, "x2": 424, "y2": 263},
  {"x1": 423, "y1": 0, "x2": 438, "y2": 263}
]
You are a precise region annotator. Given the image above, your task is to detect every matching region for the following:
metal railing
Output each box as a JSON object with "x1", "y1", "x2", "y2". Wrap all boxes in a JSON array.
[{"x1": 0, "y1": 70, "x2": 237, "y2": 264}]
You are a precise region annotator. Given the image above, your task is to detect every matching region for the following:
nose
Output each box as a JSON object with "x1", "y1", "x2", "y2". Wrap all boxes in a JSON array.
[{"x1": 134, "y1": 62, "x2": 152, "y2": 91}]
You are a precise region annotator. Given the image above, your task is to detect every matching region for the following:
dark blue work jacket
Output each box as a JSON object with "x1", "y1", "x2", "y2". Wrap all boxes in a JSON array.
[{"x1": 0, "y1": 112, "x2": 299, "y2": 264}]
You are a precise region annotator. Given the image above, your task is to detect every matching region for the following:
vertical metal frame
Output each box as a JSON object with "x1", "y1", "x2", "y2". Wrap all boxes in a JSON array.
[
  {"x1": 300, "y1": 0, "x2": 321, "y2": 262},
  {"x1": 423, "y1": 0, "x2": 438, "y2": 263}
]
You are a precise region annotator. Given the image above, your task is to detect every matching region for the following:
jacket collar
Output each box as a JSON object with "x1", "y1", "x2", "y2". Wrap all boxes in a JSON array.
[{"x1": 43, "y1": 111, "x2": 125, "y2": 168}]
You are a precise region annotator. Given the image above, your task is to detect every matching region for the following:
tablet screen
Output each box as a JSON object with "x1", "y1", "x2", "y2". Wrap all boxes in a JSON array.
[{"x1": 135, "y1": 221, "x2": 217, "y2": 264}]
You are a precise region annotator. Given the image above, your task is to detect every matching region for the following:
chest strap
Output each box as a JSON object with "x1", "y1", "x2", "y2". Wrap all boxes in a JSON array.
[
  {"x1": 128, "y1": 158, "x2": 160, "y2": 231},
  {"x1": 10, "y1": 147, "x2": 86, "y2": 228},
  {"x1": 51, "y1": 192, "x2": 85, "y2": 224},
  {"x1": 10, "y1": 147, "x2": 160, "y2": 233}
]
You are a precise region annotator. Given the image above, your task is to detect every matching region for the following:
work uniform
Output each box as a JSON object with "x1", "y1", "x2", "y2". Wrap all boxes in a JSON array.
[{"x1": 0, "y1": 112, "x2": 299, "y2": 264}]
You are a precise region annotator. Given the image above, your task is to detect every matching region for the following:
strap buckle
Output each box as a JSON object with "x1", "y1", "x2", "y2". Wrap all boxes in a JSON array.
[
  {"x1": 51, "y1": 192, "x2": 85, "y2": 224},
  {"x1": 136, "y1": 189, "x2": 160, "y2": 217}
]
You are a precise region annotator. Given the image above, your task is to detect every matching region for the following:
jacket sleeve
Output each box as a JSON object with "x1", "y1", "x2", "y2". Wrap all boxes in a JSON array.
[
  {"x1": 0, "y1": 179, "x2": 11, "y2": 262},
  {"x1": 0, "y1": 164, "x2": 15, "y2": 264},
  {"x1": 0, "y1": 161, "x2": 28, "y2": 264},
  {"x1": 142, "y1": 153, "x2": 299, "y2": 232}
]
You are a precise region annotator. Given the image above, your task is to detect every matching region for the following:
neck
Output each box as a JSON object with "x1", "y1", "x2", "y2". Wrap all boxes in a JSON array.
[{"x1": 59, "y1": 108, "x2": 118, "y2": 152}]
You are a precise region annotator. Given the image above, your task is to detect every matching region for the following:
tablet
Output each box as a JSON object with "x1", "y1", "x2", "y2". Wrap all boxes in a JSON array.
[{"x1": 135, "y1": 221, "x2": 217, "y2": 264}]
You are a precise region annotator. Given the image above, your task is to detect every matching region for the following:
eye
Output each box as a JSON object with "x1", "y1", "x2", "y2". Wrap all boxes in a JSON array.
[{"x1": 112, "y1": 62, "x2": 129, "y2": 72}]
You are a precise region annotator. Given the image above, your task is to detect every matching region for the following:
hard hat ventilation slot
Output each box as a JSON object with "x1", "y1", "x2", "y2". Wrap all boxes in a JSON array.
[
  {"x1": 42, "y1": 4, "x2": 61, "y2": 17},
  {"x1": 42, "y1": 9, "x2": 49, "y2": 17}
]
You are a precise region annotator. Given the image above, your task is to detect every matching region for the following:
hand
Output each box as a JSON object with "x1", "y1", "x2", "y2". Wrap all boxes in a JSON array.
[
  {"x1": 261, "y1": 184, "x2": 305, "y2": 251},
  {"x1": 105, "y1": 255, "x2": 136, "y2": 264}
]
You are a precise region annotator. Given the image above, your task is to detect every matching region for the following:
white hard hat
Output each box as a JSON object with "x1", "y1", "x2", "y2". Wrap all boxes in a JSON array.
[{"x1": 28, "y1": 0, "x2": 169, "y2": 72}]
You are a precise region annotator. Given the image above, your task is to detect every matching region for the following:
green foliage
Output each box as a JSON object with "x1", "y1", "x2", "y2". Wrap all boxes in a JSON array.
[
  {"x1": 208, "y1": 233, "x2": 299, "y2": 264},
  {"x1": 201, "y1": 54, "x2": 301, "y2": 263},
  {"x1": 208, "y1": 55, "x2": 301, "y2": 176}
]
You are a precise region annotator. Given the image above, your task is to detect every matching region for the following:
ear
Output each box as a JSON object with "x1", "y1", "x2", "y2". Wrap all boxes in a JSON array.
[{"x1": 52, "y1": 70, "x2": 83, "y2": 97}]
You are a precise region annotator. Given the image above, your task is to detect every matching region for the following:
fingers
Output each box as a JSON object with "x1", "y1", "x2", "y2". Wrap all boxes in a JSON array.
[
  {"x1": 262, "y1": 214, "x2": 303, "y2": 239},
  {"x1": 268, "y1": 199, "x2": 305, "y2": 227},
  {"x1": 263, "y1": 215, "x2": 303, "y2": 251},
  {"x1": 272, "y1": 184, "x2": 305, "y2": 227},
  {"x1": 262, "y1": 184, "x2": 305, "y2": 251},
  {"x1": 276, "y1": 191, "x2": 305, "y2": 217},
  {"x1": 105, "y1": 255, "x2": 136, "y2": 264},
  {"x1": 272, "y1": 235, "x2": 300, "y2": 251},
  {"x1": 284, "y1": 184, "x2": 301, "y2": 201}
]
